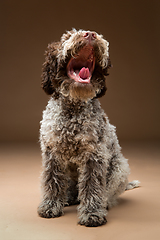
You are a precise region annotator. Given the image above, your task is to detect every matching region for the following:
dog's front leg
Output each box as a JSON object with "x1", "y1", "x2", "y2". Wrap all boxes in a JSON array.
[
  {"x1": 38, "y1": 150, "x2": 66, "y2": 218},
  {"x1": 78, "y1": 156, "x2": 107, "y2": 227}
]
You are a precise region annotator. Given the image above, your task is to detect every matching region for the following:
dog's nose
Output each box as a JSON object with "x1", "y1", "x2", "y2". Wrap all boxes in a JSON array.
[{"x1": 84, "y1": 31, "x2": 96, "y2": 41}]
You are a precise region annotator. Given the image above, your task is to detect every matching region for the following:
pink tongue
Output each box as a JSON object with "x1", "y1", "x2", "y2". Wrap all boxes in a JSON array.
[{"x1": 79, "y1": 67, "x2": 90, "y2": 80}]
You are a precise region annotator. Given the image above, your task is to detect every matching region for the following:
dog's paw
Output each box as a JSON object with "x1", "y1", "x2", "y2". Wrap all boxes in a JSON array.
[
  {"x1": 78, "y1": 213, "x2": 107, "y2": 227},
  {"x1": 37, "y1": 201, "x2": 63, "y2": 218}
]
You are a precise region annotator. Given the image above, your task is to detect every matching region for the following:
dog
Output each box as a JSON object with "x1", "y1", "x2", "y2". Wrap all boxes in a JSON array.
[{"x1": 37, "y1": 29, "x2": 140, "y2": 227}]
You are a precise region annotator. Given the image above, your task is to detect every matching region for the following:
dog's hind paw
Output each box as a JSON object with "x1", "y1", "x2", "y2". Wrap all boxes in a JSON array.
[{"x1": 126, "y1": 180, "x2": 140, "y2": 190}]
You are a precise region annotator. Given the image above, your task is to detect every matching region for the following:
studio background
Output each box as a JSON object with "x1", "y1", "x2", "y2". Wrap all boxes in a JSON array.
[
  {"x1": 1, "y1": 1, "x2": 160, "y2": 240},
  {"x1": 1, "y1": 0, "x2": 160, "y2": 143}
]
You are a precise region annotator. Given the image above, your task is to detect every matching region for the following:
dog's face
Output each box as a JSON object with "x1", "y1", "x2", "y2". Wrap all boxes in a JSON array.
[{"x1": 41, "y1": 29, "x2": 111, "y2": 101}]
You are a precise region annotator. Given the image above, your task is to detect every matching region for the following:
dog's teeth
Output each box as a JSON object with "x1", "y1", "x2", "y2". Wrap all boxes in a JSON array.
[{"x1": 88, "y1": 56, "x2": 93, "y2": 62}]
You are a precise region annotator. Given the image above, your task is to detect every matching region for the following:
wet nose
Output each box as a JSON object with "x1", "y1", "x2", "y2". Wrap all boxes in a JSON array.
[{"x1": 84, "y1": 31, "x2": 96, "y2": 41}]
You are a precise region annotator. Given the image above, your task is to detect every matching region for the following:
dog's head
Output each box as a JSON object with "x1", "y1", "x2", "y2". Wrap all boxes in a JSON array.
[{"x1": 41, "y1": 29, "x2": 111, "y2": 101}]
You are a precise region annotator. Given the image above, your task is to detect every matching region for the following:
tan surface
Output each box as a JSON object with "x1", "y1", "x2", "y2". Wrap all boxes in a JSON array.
[{"x1": 0, "y1": 142, "x2": 160, "y2": 240}]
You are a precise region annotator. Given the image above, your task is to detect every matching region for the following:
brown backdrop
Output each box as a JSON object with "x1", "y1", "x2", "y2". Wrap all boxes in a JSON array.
[{"x1": 1, "y1": 0, "x2": 160, "y2": 142}]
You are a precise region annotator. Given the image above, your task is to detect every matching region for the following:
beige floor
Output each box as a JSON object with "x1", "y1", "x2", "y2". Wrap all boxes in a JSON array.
[{"x1": 0, "y1": 142, "x2": 160, "y2": 240}]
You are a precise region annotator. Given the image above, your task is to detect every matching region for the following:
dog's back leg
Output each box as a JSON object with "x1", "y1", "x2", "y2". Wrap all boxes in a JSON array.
[
  {"x1": 125, "y1": 180, "x2": 140, "y2": 190},
  {"x1": 65, "y1": 163, "x2": 79, "y2": 206}
]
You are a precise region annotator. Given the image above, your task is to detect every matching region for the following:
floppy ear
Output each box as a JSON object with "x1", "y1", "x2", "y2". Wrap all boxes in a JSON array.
[
  {"x1": 103, "y1": 58, "x2": 112, "y2": 76},
  {"x1": 41, "y1": 42, "x2": 60, "y2": 95},
  {"x1": 95, "y1": 58, "x2": 111, "y2": 99}
]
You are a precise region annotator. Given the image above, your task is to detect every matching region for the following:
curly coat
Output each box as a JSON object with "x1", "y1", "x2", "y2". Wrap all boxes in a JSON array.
[{"x1": 37, "y1": 29, "x2": 139, "y2": 227}]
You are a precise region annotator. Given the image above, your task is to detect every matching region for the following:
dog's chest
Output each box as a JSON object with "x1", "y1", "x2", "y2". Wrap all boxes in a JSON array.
[
  {"x1": 56, "y1": 111, "x2": 98, "y2": 152},
  {"x1": 41, "y1": 98, "x2": 107, "y2": 162},
  {"x1": 56, "y1": 101, "x2": 106, "y2": 160}
]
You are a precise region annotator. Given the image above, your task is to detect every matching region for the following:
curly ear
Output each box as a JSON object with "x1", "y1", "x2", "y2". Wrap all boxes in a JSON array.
[
  {"x1": 41, "y1": 42, "x2": 60, "y2": 95},
  {"x1": 95, "y1": 58, "x2": 111, "y2": 98},
  {"x1": 103, "y1": 58, "x2": 112, "y2": 76}
]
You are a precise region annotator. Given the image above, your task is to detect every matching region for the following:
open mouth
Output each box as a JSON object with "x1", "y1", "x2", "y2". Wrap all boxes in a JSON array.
[{"x1": 67, "y1": 45, "x2": 95, "y2": 84}]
